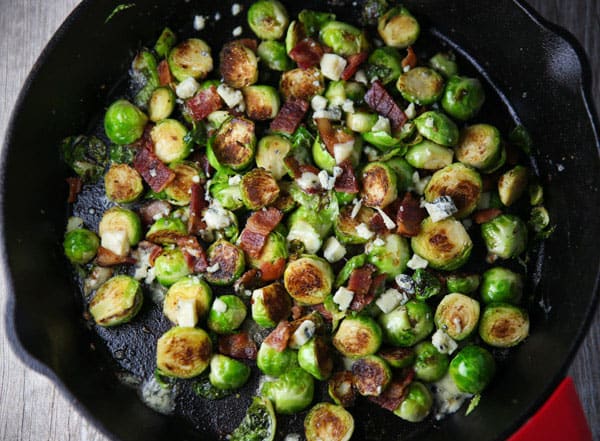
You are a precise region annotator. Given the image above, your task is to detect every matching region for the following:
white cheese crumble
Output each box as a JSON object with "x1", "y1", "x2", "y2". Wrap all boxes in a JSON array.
[
  {"x1": 431, "y1": 329, "x2": 458, "y2": 355},
  {"x1": 373, "y1": 237, "x2": 386, "y2": 247},
  {"x1": 371, "y1": 115, "x2": 391, "y2": 133},
  {"x1": 193, "y1": 15, "x2": 206, "y2": 31},
  {"x1": 297, "y1": 171, "x2": 320, "y2": 191},
  {"x1": 217, "y1": 83, "x2": 244, "y2": 108},
  {"x1": 320, "y1": 53, "x2": 347, "y2": 81},
  {"x1": 206, "y1": 262, "x2": 220, "y2": 273},
  {"x1": 84, "y1": 266, "x2": 113, "y2": 295},
  {"x1": 213, "y1": 297, "x2": 228, "y2": 313},
  {"x1": 355, "y1": 223, "x2": 374, "y2": 240},
  {"x1": 425, "y1": 116, "x2": 435, "y2": 128},
  {"x1": 214, "y1": 12, "x2": 221, "y2": 20},
  {"x1": 354, "y1": 69, "x2": 368, "y2": 85},
  {"x1": 333, "y1": 166, "x2": 343, "y2": 178},
  {"x1": 101, "y1": 230, "x2": 130, "y2": 256},
  {"x1": 425, "y1": 196, "x2": 458, "y2": 222},
  {"x1": 376, "y1": 288, "x2": 403, "y2": 313},
  {"x1": 231, "y1": 3, "x2": 241, "y2": 15},
  {"x1": 203, "y1": 201, "x2": 232, "y2": 230},
  {"x1": 403, "y1": 64, "x2": 411, "y2": 73},
  {"x1": 228, "y1": 174, "x2": 242, "y2": 185},
  {"x1": 364, "y1": 146, "x2": 380, "y2": 161},
  {"x1": 313, "y1": 107, "x2": 342, "y2": 120},
  {"x1": 411, "y1": 171, "x2": 431, "y2": 195},
  {"x1": 333, "y1": 287, "x2": 355, "y2": 311},
  {"x1": 287, "y1": 220, "x2": 321, "y2": 254},
  {"x1": 175, "y1": 76, "x2": 200, "y2": 99},
  {"x1": 376, "y1": 207, "x2": 396, "y2": 229},
  {"x1": 395, "y1": 274, "x2": 416, "y2": 296},
  {"x1": 333, "y1": 140, "x2": 355, "y2": 164},
  {"x1": 66, "y1": 216, "x2": 84, "y2": 232},
  {"x1": 341, "y1": 99, "x2": 355, "y2": 113},
  {"x1": 232, "y1": 26, "x2": 243, "y2": 37},
  {"x1": 149, "y1": 168, "x2": 157, "y2": 178},
  {"x1": 284, "y1": 434, "x2": 301, "y2": 441},
  {"x1": 292, "y1": 320, "x2": 316, "y2": 347},
  {"x1": 405, "y1": 102, "x2": 416, "y2": 120},
  {"x1": 191, "y1": 174, "x2": 201, "y2": 184},
  {"x1": 318, "y1": 169, "x2": 336, "y2": 190},
  {"x1": 176, "y1": 298, "x2": 199, "y2": 327},
  {"x1": 323, "y1": 236, "x2": 346, "y2": 263},
  {"x1": 433, "y1": 374, "x2": 473, "y2": 420},
  {"x1": 350, "y1": 198, "x2": 362, "y2": 219},
  {"x1": 311, "y1": 95, "x2": 328, "y2": 111},
  {"x1": 407, "y1": 253, "x2": 429, "y2": 270}
]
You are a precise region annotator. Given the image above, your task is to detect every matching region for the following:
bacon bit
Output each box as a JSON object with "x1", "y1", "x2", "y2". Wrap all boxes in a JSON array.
[
  {"x1": 66, "y1": 177, "x2": 82, "y2": 203},
  {"x1": 310, "y1": 303, "x2": 333, "y2": 322},
  {"x1": 237, "y1": 38, "x2": 258, "y2": 52},
  {"x1": 473, "y1": 208, "x2": 503, "y2": 224},
  {"x1": 187, "y1": 183, "x2": 208, "y2": 235},
  {"x1": 239, "y1": 208, "x2": 284, "y2": 259},
  {"x1": 263, "y1": 321, "x2": 292, "y2": 352},
  {"x1": 334, "y1": 160, "x2": 360, "y2": 194},
  {"x1": 218, "y1": 332, "x2": 257, "y2": 360},
  {"x1": 176, "y1": 236, "x2": 208, "y2": 272},
  {"x1": 235, "y1": 268, "x2": 263, "y2": 292},
  {"x1": 130, "y1": 124, "x2": 154, "y2": 151},
  {"x1": 259, "y1": 258, "x2": 286, "y2": 282},
  {"x1": 348, "y1": 265, "x2": 377, "y2": 312},
  {"x1": 289, "y1": 38, "x2": 325, "y2": 69},
  {"x1": 157, "y1": 60, "x2": 174, "y2": 86},
  {"x1": 396, "y1": 192, "x2": 427, "y2": 237},
  {"x1": 270, "y1": 99, "x2": 309, "y2": 134},
  {"x1": 368, "y1": 212, "x2": 388, "y2": 235},
  {"x1": 185, "y1": 85, "x2": 223, "y2": 121},
  {"x1": 315, "y1": 118, "x2": 355, "y2": 156},
  {"x1": 291, "y1": 304, "x2": 306, "y2": 321},
  {"x1": 96, "y1": 247, "x2": 136, "y2": 267},
  {"x1": 369, "y1": 370, "x2": 415, "y2": 411},
  {"x1": 341, "y1": 51, "x2": 368, "y2": 80},
  {"x1": 401, "y1": 46, "x2": 417, "y2": 69},
  {"x1": 364, "y1": 81, "x2": 407, "y2": 131},
  {"x1": 137, "y1": 241, "x2": 163, "y2": 266},
  {"x1": 138, "y1": 200, "x2": 171, "y2": 227},
  {"x1": 133, "y1": 147, "x2": 176, "y2": 193}
]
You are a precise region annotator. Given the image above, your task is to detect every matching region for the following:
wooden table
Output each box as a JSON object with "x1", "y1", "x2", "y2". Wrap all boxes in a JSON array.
[{"x1": 0, "y1": 1, "x2": 598, "y2": 440}]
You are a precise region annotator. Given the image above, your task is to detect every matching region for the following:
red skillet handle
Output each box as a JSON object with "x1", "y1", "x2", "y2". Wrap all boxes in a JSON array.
[{"x1": 508, "y1": 377, "x2": 593, "y2": 441}]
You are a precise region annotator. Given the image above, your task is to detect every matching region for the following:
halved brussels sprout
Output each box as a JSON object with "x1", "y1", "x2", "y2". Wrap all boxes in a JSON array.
[
  {"x1": 405, "y1": 140, "x2": 454, "y2": 170},
  {"x1": 455, "y1": 124, "x2": 505, "y2": 173},
  {"x1": 393, "y1": 381, "x2": 433, "y2": 422},
  {"x1": 360, "y1": 162, "x2": 398, "y2": 208},
  {"x1": 414, "y1": 111, "x2": 459, "y2": 147},
  {"x1": 352, "y1": 355, "x2": 392, "y2": 396},
  {"x1": 414, "y1": 341, "x2": 449, "y2": 383},
  {"x1": 325, "y1": 81, "x2": 346, "y2": 107},
  {"x1": 386, "y1": 157, "x2": 415, "y2": 192},
  {"x1": 154, "y1": 27, "x2": 176, "y2": 59},
  {"x1": 61, "y1": 135, "x2": 107, "y2": 183},
  {"x1": 209, "y1": 354, "x2": 251, "y2": 390},
  {"x1": 252, "y1": 282, "x2": 291, "y2": 328},
  {"x1": 261, "y1": 367, "x2": 315, "y2": 414},
  {"x1": 320, "y1": 21, "x2": 368, "y2": 56},
  {"x1": 104, "y1": 163, "x2": 143, "y2": 203},
  {"x1": 209, "y1": 172, "x2": 244, "y2": 211},
  {"x1": 220, "y1": 40, "x2": 259, "y2": 89},
  {"x1": 367, "y1": 47, "x2": 403, "y2": 85},
  {"x1": 98, "y1": 207, "x2": 142, "y2": 246},
  {"x1": 397, "y1": 67, "x2": 445, "y2": 105},
  {"x1": 280, "y1": 67, "x2": 324, "y2": 101},
  {"x1": 424, "y1": 163, "x2": 482, "y2": 218},
  {"x1": 257, "y1": 40, "x2": 293, "y2": 71},
  {"x1": 298, "y1": 336, "x2": 333, "y2": 380},
  {"x1": 207, "y1": 295, "x2": 247, "y2": 334},
  {"x1": 64, "y1": 228, "x2": 99, "y2": 264},
  {"x1": 154, "y1": 248, "x2": 191, "y2": 286},
  {"x1": 446, "y1": 273, "x2": 480, "y2": 295},
  {"x1": 442, "y1": 75, "x2": 485, "y2": 121},
  {"x1": 149, "y1": 86, "x2": 176, "y2": 122},
  {"x1": 131, "y1": 50, "x2": 159, "y2": 107},
  {"x1": 104, "y1": 99, "x2": 148, "y2": 145},
  {"x1": 449, "y1": 345, "x2": 495, "y2": 394},
  {"x1": 205, "y1": 240, "x2": 245, "y2": 286},
  {"x1": 378, "y1": 300, "x2": 433, "y2": 347},
  {"x1": 480, "y1": 267, "x2": 523, "y2": 304},
  {"x1": 333, "y1": 315, "x2": 382, "y2": 357},
  {"x1": 247, "y1": 0, "x2": 289, "y2": 40},
  {"x1": 243, "y1": 85, "x2": 280, "y2": 121},
  {"x1": 377, "y1": 6, "x2": 420, "y2": 48},
  {"x1": 335, "y1": 254, "x2": 367, "y2": 288},
  {"x1": 89, "y1": 275, "x2": 142, "y2": 326},
  {"x1": 305, "y1": 403, "x2": 354, "y2": 441},
  {"x1": 429, "y1": 52, "x2": 458, "y2": 78},
  {"x1": 212, "y1": 117, "x2": 256, "y2": 170},
  {"x1": 168, "y1": 38, "x2": 213, "y2": 82},
  {"x1": 163, "y1": 276, "x2": 213, "y2": 325},
  {"x1": 366, "y1": 234, "x2": 410, "y2": 280},
  {"x1": 284, "y1": 255, "x2": 333, "y2": 305},
  {"x1": 146, "y1": 217, "x2": 187, "y2": 244},
  {"x1": 435, "y1": 293, "x2": 480, "y2": 341},
  {"x1": 328, "y1": 371, "x2": 356, "y2": 407},
  {"x1": 498, "y1": 165, "x2": 528, "y2": 207},
  {"x1": 151, "y1": 119, "x2": 191, "y2": 163},
  {"x1": 479, "y1": 303, "x2": 529, "y2": 348},
  {"x1": 412, "y1": 269, "x2": 442, "y2": 300},
  {"x1": 334, "y1": 204, "x2": 377, "y2": 245},
  {"x1": 230, "y1": 396, "x2": 276, "y2": 441},
  {"x1": 156, "y1": 326, "x2": 212, "y2": 378},
  {"x1": 247, "y1": 231, "x2": 288, "y2": 281},
  {"x1": 378, "y1": 346, "x2": 416, "y2": 369},
  {"x1": 257, "y1": 340, "x2": 298, "y2": 377},
  {"x1": 240, "y1": 168, "x2": 280, "y2": 210},
  {"x1": 299, "y1": 9, "x2": 336, "y2": 36},
  {"x1": 285, "y1": 20, "x2": 305, "y2": 54},
  {"x1": 255, "y1": 135, "x2": 292, "y2": 180},
  {"x1": 346, "y1": 111, "x2": 379, "y2": 133},
  {"x1": 481, "y1": 214, "x2": 528, "y2": 260},
  {"x1": 164, "y1": 162, "x2": 201, "y2": 206}
]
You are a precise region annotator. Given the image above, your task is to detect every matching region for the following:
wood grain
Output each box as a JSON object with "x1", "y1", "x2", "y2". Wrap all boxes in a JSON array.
[{"x1": 0, "y1": 1, "x2": 598, "y2": 440}]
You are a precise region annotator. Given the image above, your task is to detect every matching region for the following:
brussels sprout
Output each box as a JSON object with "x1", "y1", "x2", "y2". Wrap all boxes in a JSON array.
[
  {"x1": 312, "y1": 137, "x2": 334, "y2": 173},
  {"x1": 261, "y1": 367, "x2": 315, "y2": 414},
  {"x1": 243, "y1": 85, "x2": 280, "y2": 121},
  {"x1": 207, "y1": 295, "x2": 247, "y2": 334},
  {"x1": 240, "y1": 168, "x2": 280, "y2": 210},
  {"x1": 252, "y1": 282, "x2": 291, "y2": 327},
  {"x1": 328, "y1": 371, "x2": 356, "y2": 407},
  {"x1": 481, "y1": 214, "x2": 528, "y2": 260},
  {"x1": 480, "y1": 267, "x2": 523, "y2": 304},
  {"x1": 449, "y1": 345, "x2": 495, "y2": 394},
  {"x1": 446, "y1": 273, "x2": 480, "y2": 295},
  {"x1": 299, "y1": 9, "x2": 336, "y2": 36},
  {"x1": 529, "y1": 183, "x2": 544, "y2": 206},
  {"x1": 325, "y1": 80, "x2": 346, "y2": 107},
  {"x1": 393, "y1": 382, "x2": 433, "y2": 422},
  {"x1": 333, "y1": 315, "x2": 383, "y2": 357},
  {"x1": 424, "y1": 163, "x2": 482, "y2": 218},
  {"x1": 366, "y1": 234, "x2": 410, "y2": 280},
  {"x1": 154, "y1": 248, "x2": 191, "y2": 286},
  {"x1": 366, "y1": 47, "x2": 403, "y2": 85},
  {"x1": 333, "y1": 203, "x2": 374, "y2": 244},
  {"x1": 405, "y1": 140, "x2": 454, "y2": 171},
  {"x1": 209, "y1": 172, "x2": 244, "y2": 211},
  {"x1": 209, "y1": 354, "x2": 251, "y2": 390},
  {"x1": 205, "y1": 240, "x2": 245, "y2": 286},
  {"x1": 257, "y1": 340, "x2": 298, "y2": 377},
  {"x1": 168, "y1": 38, "x2": 213, "y2": 82},
  {"x1": 529, "y1": 206, "x2": 552, "y2": 237},
  {"x1": 163, "y1": 276, "x2": 213, "y2": 325},
  {"x1": 346, "y1": 111, "x2": 379, "y2": 133},
  {"x1": 441, "y1": 75, "x2": 485, "y2": 121},
  {"x1": 479, "y1": 303, "x2": 529, "y2": 348},
  {"x1": 284, "y1": 255, "x2": 333, "y2": 305},
  {"x1": 429, "y1": 52, "x2": 458, "y2": 78},
  {"x1": 386, "y1": 157, "x2": 414, "y2": 192},
  {"x1": 411, "y1": 217, "x2": 472, "y2": 271},
  {"x1": 156, "y1": 326, "x2": 212, "y2": 378},
  {"x1": 285, "y1": 20, "x2": 305, "y2": 54},
  {"x1": 378, "y1": 346, "x2": 416, "y2": 369},
  {"x1": 255, "y1": 135, "x2": 292, "y2": 180},
  {"x1": 164, "y1": 162, "x2": 202, "y2": 205},
  {"x1": 247, "y1": 231, "x2": 288, "y2": 281},
  {"x1": 230, "y1": 396, "x2": 276, "y2": 441},
  {"x1": 434, "y1": 293, "x2": 480, "y2": 340},
  {"x1": 131, "y1": 50, "x2": 159, "y2": 109},
  {"x1": 414, "y1": 111, "x2": 459, "y2": 147},
  {"x1": 362, "y1": 131, "x2": 403, "y2": 151},
  {"x1": 377, "y1": 6, "x2": 420, "y2": 48},
  {"x1": 89, "y1": 275, "x2": 142, "y2": 326},
  {"x1": 498, "y1": 165, "x2": 528, "y2": 207},
  {"x1": 280, "y1": 67, "x2": 325, "y2": 101},
  {"x1": 305, "y1": 402, "x2": 354, "y2": 441},
  {"x1": 397, "y1": 67, "x2": 445, "y2": 105},
  {"x1": 98, "y1": 207, "x2": 142, "y2": 246},
  {"x1": 220, "y1": 40, "x2": 259, "y2": 89},
  {"x1": 412, "y1": 269, "x2": 442, "y2": 300},
  {"x1": 60, "y1": 135, "x2": 108, "y2": 183},
  {"x1": 413, "y1": 342, "x2": 449, "y2": 383},
  {"x1": 64, "y1": 228, "x2": 100, "y2": 264},
  {"x1": 352, "y1": 355, "x2": 392, "y2": 396},
  {"x1": 154, "y1": 27, "x2": 176, "y2": 59},
  {"x1": 320, "y1": 21, "x2": 368, "y2": 56},
  {"x1": 104, "y1": 99, "x2": 148, "y2": 145},
  {"x1": 335, "y1": 254, "x2": 367, "y2": 288},
  {"x1": 247, "y1": 0, "x2": 289, "y2": 40},
  {"x1": 148, "y1": 87, "x2": 176, "y2": 122},
  {"x1": 150, "y1": 119, "x2": 191, "y2": 163},
  {"x1": 257, "y1": 40, "x2": 293, "y2": 71},
  {"x1": 146, "y1": 217, "x2": 187, "y2": 244},
  {"x1": 360, "y1": 162, "x2": 398, "y2": 208},
  {"x1": 378, "y1": 300, "x2": 433, "y2": 347},
  {"x1": 455, "y1": 124, "x2": 505, "y2": 173},
  {"x1": 211, "y1": 117, "x2": 256, "y2": 171},
  {"x1": 298, "y1": 336, "x2": 334, "y2": 380}
]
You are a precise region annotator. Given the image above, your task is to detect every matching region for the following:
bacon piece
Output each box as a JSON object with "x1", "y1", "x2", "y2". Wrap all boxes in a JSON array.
[
  {"x1": 138, "y1": 200, "x2": 171, "y2": 227},
  {"x1": 289, "y1": 38, "x2": 324, "y2": 69},
  {"x1": 239, "y1": 208, "x2": 284, "y2": 259},
  {"x1": 185, "y1": 85, "x2": 223, "y2": 122},
  {"x1": 218, "y1": 332, "x2": 257, "y2": 360},
  {"x1": 291, "y1": 304, "x2": 306, "y2": 321},
  {"x1": 157, "y1": 60, "x2": 174, "y2": 86},
  {"x1": 270, "y1": 99, "x2": 309, "y2": 134},
  {"x1": 234, "y1": 268, "x2": 263, "y2": 292},
  {"x1": 263, "y1": 321, "x2": 292, "y2": 352},
  {"x1": 473, "y1": 208, "x2": 503, "y2": 224},
  {"x1": 364, "y1": 81, "x2": 407, "y2": 131},
  {"x1": 310, "y1": 304, "x2": 333, "y2": 322},
  {"x1": 368, "y1": 212, "x2": 388, "y2": 235},
  {"x1": 401, "y1": 46, "x2": 417, "y2": 69},
  {"x1": 348, "y1": 265, "x2": 377, "y2": 312},
  {"x1": 96, "y1": 247, "x2": 136, "y2": 267},
  {"x1": 66, "y1": 177, "x2": 82, "y2": 203},
  {"x1": 315, "y1": 118, "x2": 355, "y2": 156},
  {"x1": 396, "y1": 192, "x2": 427, "y2": 237},
  {"x1": 369, "y1": 370, "x2": 415, "y2": 411},
  {"x1": 258, "y1": 258, "x2": 286, "y2": 282},
  {"x1": 176, "y1": 236, "x2": 208, "y2": 272},
  {"x1": 133, "y1": 147, "x2": 176, "y2": 193},
  {"x1": 237, "y1": 38, "x2": 258, "y2": 52},
  {"x1": 333, "y1": 160, "x2": 360, "y2": 194},
  {"x1": 341, "y1": 51, "x2": 368, "y2": 81},
  {"x1": 130, "y1": 124, "x2": 154, "y2": 151},
  {"x1": 198, "y1": 153, "x2": 214, "y2": 179},
  {"x1": 137, "y1": 240, "x2": 163, "y2": 266},
  {"x1": 187, "y1": 183, "x2": 208, "y2": 235}
]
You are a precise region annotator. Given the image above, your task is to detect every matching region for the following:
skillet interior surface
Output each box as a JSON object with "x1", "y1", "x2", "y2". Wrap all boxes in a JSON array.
[{"x1": 2, "y1": 0, "x2": 599, "y2": 440}]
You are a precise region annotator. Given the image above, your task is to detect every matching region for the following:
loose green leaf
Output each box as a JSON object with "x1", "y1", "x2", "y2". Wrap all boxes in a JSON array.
[
  {"x1": 105, "y1": 3, "x2": 136, "y2": 24},
  {"x1": 509, "y1": 124, "x2": 533, "y2": 154},
  {"x1": 466, "y1": 394, "x2": 481, "y2": 415}
]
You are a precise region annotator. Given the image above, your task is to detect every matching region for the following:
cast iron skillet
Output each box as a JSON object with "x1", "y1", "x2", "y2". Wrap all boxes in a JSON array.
[{"x1": 2, "y1": 0, "x2": 599, "y2": 440}]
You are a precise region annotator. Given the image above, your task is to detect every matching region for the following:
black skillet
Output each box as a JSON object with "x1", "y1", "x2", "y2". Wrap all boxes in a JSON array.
[{"x1": 3, "y1": 0, "x2": 599, "y2": 440}]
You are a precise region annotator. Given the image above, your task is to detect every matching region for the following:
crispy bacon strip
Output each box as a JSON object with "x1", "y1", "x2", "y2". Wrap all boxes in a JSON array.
[
  {"x1": 138, "y1": 200, "x2": 171, "y2": 226},
  {"x1": 396, "y1": 192, "x2": 427, "y2": 237},
  {"x1": 348, "y1": 265, "x2": 377, "y2": 312},
  {"x1": 157, "y1": 60, "x2": 174, "y2": 86},
  {"x1": 473, "y1": 208, "x2": 503, "y2": 224},
  {"x1": 185, "y1": 85, "x2": 223, "y2": 121},
  {"x1": 270, "y1": 99, "x2": 309, "y2": 134},
  {"x1": 133, "y1": 147, "x2": 176, "y2": 193},
  {"x1": 66, "y1": 177, "x2": 82, "y2": 203},
  {"x1": 137, "y1": 240, "x2": 163, "y2": 266},
  {"x1": 289, "y1": 38, "x2": 324, "y2": 69},
  {"x1": 96, "y1": 247, "x2": 136, "y2": 267},
  {"x1": 401, "y1": 47, "x2": 417, "y2": 69},
  {"x1": 341, "y1": 51, "x2": 368, "y2": 81},
  {"x1": 258, "y1": 258, "x2": 286, "y2": 282},
  {"x1": 239, "y1": 207, "x2": 284, "y2": 259},
  {"x1": 310, "y1": 303, "x2": 332, "y2": 322},
  {"x1": 187, "y1": 183, "x2": 208, "y2": 235},
  {"x1": 263, "y1": 321, "x2": 292, "y2": 352},
  {"x1": 364, "y1": 80, "x2": 407, "y2": 131},
  {"x1": 218, "y1": 332, "x2": 257, "y2": 360},
  {"x1": 176, "y1": 236, "x2": 208, "y2": 272},
  {"x1": 369, "y1": 370, "x2": 415, "y2": 411},
  {"x1": 238, "y1": 38, "x2": 258, "y2": 52},
  {"x1": 334, "y1": 160, "x2": 359, "y2": 194},
  {"x1": 368, "y1": 212, "x2": 388, "y2": 235}
]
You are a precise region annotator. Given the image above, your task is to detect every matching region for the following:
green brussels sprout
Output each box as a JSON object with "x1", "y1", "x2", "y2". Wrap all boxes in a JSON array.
[
  {"x1": 220, "y1": 39, "x2": 259, "y2": 88},
  {"x1": 346, "y1": 111, "x2": 379, "y2": 133},
  {"x1": 240, "y1": 168, "x2": 280, "y2": 210},
  {"x1": 243, "y1": 85, "x2": 280, "y2": 121},
  {"x1": 148, "y1": 86, "x2": 176, "y2": 122},
  {"x1": 320, "y1": 21, "x2": 368, "y2": 56},
  {"x1": 351, "y1": 355, "x2": 392, "y2": 396},
  {"x1": 441, "y1": 75, "x2": 485, "y2": 121},
  {"x1": 284, "y1": 255, "x2": 333, "y2": 305},
  {"x1": 529, "y1": 182, "x2": 544, "y2": 206},
  {"x1": 429, "y1": 52, "x2": 458, "y2": 78},
  {"x1": 64, "y1": 228, "x2": 99, "y2": 264},
  {"x1": 299, "y1": 9, "x2": 336, "y2": 36},
  {"x1": 481, "y1": 214, "x2": 528, "y2": 260},
  {"x1": 397, "y1": 67, "x2": 445, "y2": 105},
  {"x1": 154, "y1": 248, "x2": 191, "y2": 286},
  {"x1": 89, "y1": 275, "x2": 143, "y2": 326},
  {"x1": 257, "y1": 40, "x2": 293, "y2": 71},
  {"x1": 480, "y1": 267, "x2": 523, "y2": 304},
  {"x1": 304, "y1": 402, "x2": 354, "y2": 441},
  {"x1": 335, "y1": 254, "x2": 367, "y2": 287},
  {"x1": 154, "y1": 27, "x2": 176, "y2": 59},
  {"x1": 312, "y1": 137, "x2": 336, "y2": 173},
  {"x1": 168, "y1": 38, "x2": 213, "y2": 82},
  {"x1": 247, "y1": 231, "x2": 288, "y2": 281},
  {"x1": 424, "y1": 163, "x2": 482, "y2": 218},
  {"x1": 362, "y1": 131, "x2": 402, "y2": 151},
  {"x1": 164, "y1": 162, "x2": 202, "y2": 206},
  {"x1": 261, "y1": 367, "x2": 315, "y2": 414},
  {"x1": 386, "y1": 157, "x2": 415, "y2": 192},
  {"x1": 498, "y1": 165, "x2": 528, "y2": 207},
  {"x1": 252, "y1": 282, "x2": 291, "y2": 327},
  {"x1": 230, "y1": 396, "x2": 276, "y2": 441},
  {"x1": 414, "y1": 111, "x2": 459, "y2": 147},
  {"x1": 405, "y1": 140, "x2": 454, "y2": 170},
  {"x1": 60, "y1": 135, "x2": 107, "y2": 183},
  {"x1": 327, "y1": 371, "x2": 356, "y2": 408},
  {"x1": 104, "y1": 99, "x2": 148, "y2": 145},
  {"x1": 209, "y1": 354, "x2": 251, "y2": 390},
  {"x1": 360, "y1": 162, "x2": 398, "y2": 208},
  {"x1": 366, "y1": 234, "x2": 410, "y2": 280},
  {"x1": 156, "y1": 326, "x2": 212, "y2": 378},
  {"x1": 449, "y1": 345, "x2": 496, "y2": 394},
  {"x1": 150, "y1": 119, "x2": 191, "y2": 164},
  {"x1": 529, "y1": 206, "x2": 552, "y2": 237},
  {"x1": 344, "y1": 81, "x2": 366, "y2": 102},
  {"x1": 207, "y1": 295, "x2": 247, "y2": 334},
  {"x1": 435, "y1": 293, "x2": 480, "y2": 340},
  {"x1": 247, "y1": 0, "x2": 289, "y2": 40},
  {"x1": 377, "y1": 6, "x2": 420, "y2": 48},
  {"x1": 205, "y1": 240, "x2": 245, "y2": 286},
  {"x1": 131, "y1": 50, "x2": 159, "y2": 109},
  {"x1": 361, "y1": 0, "x2": 389, "y2": 26},
  {"x1": 411, "y1": 217, "x2": 473, "y2": 271},
  {"x1": 378, "y1": 347, "x2": 416, "y2": 369},
  {"x1": 455, "y1": 124, "x2": 505, "y2": 173},
  {"x1": 412, "y1": 269, "x2": 442, "y2": 300},
  {"x1": 366, "y1": 47, "x2": 403, "y2": 85},
  {"x1": 479, "y1": 303, "x2": 529, "y2": 347},
  {"x1": 163, "y1": 276, "x2": 213, "y2": 326},
  {"x1": 211, "y1": 117, "x2": 256, "y2": 171},
  {"x1": 285, "y1": 20, "x2": 305, "y2": 54},
  {"x1": 146, "y1": 217, "x2": 187, "y2": 245},
  {"x1": 333, "y1": 315, "x2": 383, "y2": 357},
  {"x1": 280, "y1": 67, "x2": 325, "y2": 101},
  {"x1": 104, "y1": 164, "x2": 143, "y2": 204},
  {"x1": 298, "y1": 336, "x2": 333, "y2": 380},
  {"x1": 255, "y1": 135, "x2": 292, "y2": 180},
  {"x1": 98, "y1": 206, "x2": 142, "y2": 246},
  {"x1": 325, "y1": 80, "x2": 347, "y2": 106},
  {"x1": 414, "y1": 342, "x2": 449, "y2": 383},
  {"x1": 257, "y1": 340, "x2": 298, "y2": 377},
  {"x1": 209, "y1": 172, "x2": 244, "y2": 211},
  {"x1": 393, "y1": 381, "x2": 433, "y2": 422},
  {"x1": 446, "y1": 273, "x2": 480, "y2": 295},
  {"x1": 378, "y1": 300, "x2": 434, "y2": 347}
]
